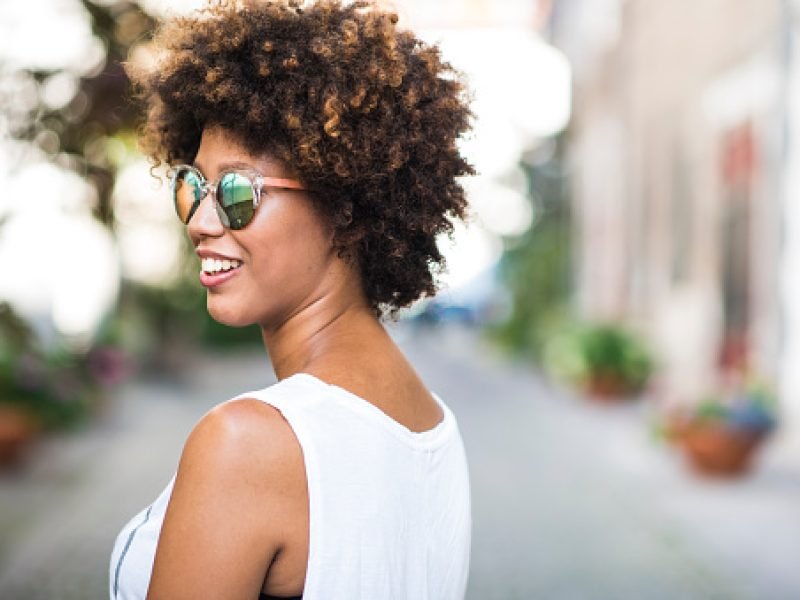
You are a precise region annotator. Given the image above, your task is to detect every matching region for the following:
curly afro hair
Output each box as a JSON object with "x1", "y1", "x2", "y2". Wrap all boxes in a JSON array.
[{"x1": 127, "y1": 0, "x2": 474, "y2": 317}]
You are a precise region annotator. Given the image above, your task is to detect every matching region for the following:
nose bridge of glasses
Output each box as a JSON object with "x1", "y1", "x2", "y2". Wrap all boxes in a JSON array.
[
  {"x1": 189, "y1": 179, "x2": 224, "y2": 227},
  {"x1": 199, "y1": 179, "x2": 213, "y2": 201}
]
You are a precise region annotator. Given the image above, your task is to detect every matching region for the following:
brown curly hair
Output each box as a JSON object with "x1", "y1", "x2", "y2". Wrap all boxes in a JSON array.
[{"x1": 127, "y1": 0, "x2": 474, "y2": 316}]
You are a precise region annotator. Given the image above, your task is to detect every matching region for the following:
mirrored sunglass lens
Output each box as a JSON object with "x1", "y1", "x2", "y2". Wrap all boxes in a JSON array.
[
  {"x1": 174, "y1": 169, "x2": 203, "y2": 223},
  {"x1": 218, "y1": 173, "x2": 255, "y2": 230}
]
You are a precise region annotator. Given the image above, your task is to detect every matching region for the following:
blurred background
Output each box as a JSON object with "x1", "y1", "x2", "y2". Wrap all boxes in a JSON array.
[{"x1": 1, "y1": 0, "x2": 799, "y2": 598}]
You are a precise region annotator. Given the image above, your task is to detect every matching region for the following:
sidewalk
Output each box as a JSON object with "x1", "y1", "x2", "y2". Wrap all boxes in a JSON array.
[
  {"x1": 400, "y1": 325, "x2": 800, "y2": 600},
  {"x1": 0, "y1": 325, "x2": 798, "y2": 599}
]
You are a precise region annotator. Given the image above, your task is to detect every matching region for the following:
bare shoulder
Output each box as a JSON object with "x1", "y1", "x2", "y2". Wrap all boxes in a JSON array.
[
  {"x1": 177, "y1": 396, "x2": 303, "y2": 486},
  {"x1": 190, "y1": 396, "x2": 299, "y2": 460},
  {"x1": 179, "y1": 396, "x2": 307, "y2": 507},
  {"x1": 147, "y1": 396, "x2": 306, "y2": 599}
]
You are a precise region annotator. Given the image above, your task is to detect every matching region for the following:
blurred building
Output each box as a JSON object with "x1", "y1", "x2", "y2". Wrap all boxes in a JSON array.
[{"x1": 549, "y1": 0, "x2": 800, "y2": 422}]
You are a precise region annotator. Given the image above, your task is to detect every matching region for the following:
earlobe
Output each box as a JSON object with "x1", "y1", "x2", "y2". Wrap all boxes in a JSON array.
[{"x1": 340, "y1": 245, "x2": 362, "y2": 273}]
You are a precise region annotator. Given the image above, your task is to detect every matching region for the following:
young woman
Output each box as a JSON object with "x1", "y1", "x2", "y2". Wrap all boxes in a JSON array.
[{"x1": 110, "y1": 1, "x2": 474, "y2": 598}]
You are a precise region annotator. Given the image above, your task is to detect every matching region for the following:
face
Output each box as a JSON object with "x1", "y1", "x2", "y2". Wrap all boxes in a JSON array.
[{"x1": 185, "y1": 126, "x2": 339, "y2": 328}]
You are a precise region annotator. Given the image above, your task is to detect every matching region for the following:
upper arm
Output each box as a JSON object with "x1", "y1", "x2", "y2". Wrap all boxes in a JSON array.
[{"x1": 146, "y1": 398, "x2": 303, "y2": 600}]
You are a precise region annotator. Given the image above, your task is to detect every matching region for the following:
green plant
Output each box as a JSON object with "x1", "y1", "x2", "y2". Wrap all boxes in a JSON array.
[
  {"x1": 670, "y1": 378, "x2": 778, "y2": 477},
  {"x1": 0, "y1": 302, "x2": 126, "y2": 430},
  {"x1": 543, "y1": 321, "x2": 654, "y2": 397},
  {"x1": 3, "y1": 0, "x2": 156, "y2": 226},
  {"x1": 489, "y1": 137, "x2": 572, "y2": 360},
  {"x1": 118, "y1": 275, "x2": 263, "y2": 360},
  {"x1": 691, "y1": 378, "x2": 778, "y2": 434}
]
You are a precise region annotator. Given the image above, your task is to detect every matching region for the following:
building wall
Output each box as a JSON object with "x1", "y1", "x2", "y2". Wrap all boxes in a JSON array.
[{"x1": 552, "y1": 0, "x2": 787, "y2": 410}]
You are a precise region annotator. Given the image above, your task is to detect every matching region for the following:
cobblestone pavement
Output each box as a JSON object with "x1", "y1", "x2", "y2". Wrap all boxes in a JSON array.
[{"x1": 1, "y1": 323, "x2": 799, "y2": 599}]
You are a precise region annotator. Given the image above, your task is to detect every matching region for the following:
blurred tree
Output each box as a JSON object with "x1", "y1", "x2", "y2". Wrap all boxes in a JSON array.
[
  {"x1": 491, "y1": 135, "x2": 573, "y2": 360},
  {"x1": 2, "y1": 0, "x2": 155, "y2": 226}
]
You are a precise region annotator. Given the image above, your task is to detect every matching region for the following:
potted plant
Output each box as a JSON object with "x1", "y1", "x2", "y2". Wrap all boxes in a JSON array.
[
  {"x1": 0, "y1": 303, "x2": 130, "y2": 466},
  {"x1": 544, "y1": 321, "x2": 654, "y2": 401},
  {"x1": 672, "y1": 379, "x2": 777, "y2": 477},
  {"x1": 0, "y1": 303, "x2": 44, "y2": 465}
]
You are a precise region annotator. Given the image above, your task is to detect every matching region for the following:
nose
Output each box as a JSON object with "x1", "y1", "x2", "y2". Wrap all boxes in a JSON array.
[{"x1": 187, "y1": 188, "x2": 225, "y2": 241}]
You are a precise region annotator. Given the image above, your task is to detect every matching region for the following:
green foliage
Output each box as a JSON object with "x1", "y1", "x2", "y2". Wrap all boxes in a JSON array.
[
  {"x1": 692, "y1": 378, "x2": 778, "y2": 433},
  {"x1": 543, "y1": 322, "x2": 655, "y2": 395},
  {"x1": 489, "y1": 138, "x2": 655, "y2": 398},
  {"x1": 200, "y1": 318, "x2": 263, "y2": 348},
  {"x1": 694, "y1": 399, "x2": 730, "y2": 422},
  {"x1": 0, "y1": 302, "x2": 36, "y2": 358},
  {"x1": 580, "y1": 324, "x2": 653, "y2": 390},
  {"x1": 0, "y1": 303, "x2": 126, "y2": 430},
  {"x1": 118, "y1": 273, "x2": 263, "y2": 366},
  {"x1": 489, "y1": 140, "x2": 573, "y2": 360},
  {"x1": 3, "y1": 0, "x2": 156, "y2": 226}
]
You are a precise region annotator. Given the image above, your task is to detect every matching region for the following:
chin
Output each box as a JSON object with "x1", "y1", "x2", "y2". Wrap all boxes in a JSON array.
[{"x1": 206, "y1": 298, "x2": 255, "y2": 328}]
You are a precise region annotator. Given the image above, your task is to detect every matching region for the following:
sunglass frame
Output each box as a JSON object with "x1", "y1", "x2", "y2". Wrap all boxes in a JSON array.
[{"x1": 168, "y1": 164, "x2": 307, "y2": 230}]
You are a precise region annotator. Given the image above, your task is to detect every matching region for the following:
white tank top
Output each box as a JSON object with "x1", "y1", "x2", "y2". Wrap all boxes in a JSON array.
[{"x1": 109, "y1": 372, "x2": 472, "y2": 599}]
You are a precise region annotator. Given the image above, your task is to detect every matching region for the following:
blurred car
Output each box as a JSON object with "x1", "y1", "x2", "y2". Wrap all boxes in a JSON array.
[{"x1": 411, "y1": 300, "x2": 480, "y2": 327}]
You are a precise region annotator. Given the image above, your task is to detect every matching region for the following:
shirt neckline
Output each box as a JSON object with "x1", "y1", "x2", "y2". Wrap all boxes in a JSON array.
[{"x1": 286, "y1": 372, "x2": 453, "y2": 449}]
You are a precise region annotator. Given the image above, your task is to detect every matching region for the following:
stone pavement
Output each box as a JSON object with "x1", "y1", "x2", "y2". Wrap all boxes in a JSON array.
[
  {"x1": 1, "y1": 323, "x2": 799, "y2": 599},
  {"x1": 402, "y1": 326, "x2": 800, "y2": 600}
]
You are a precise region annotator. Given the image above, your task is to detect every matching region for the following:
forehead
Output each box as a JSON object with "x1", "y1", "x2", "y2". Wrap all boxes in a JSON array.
[{"x1": 193, "y1": 126, "x2": 292, "y2": 177}]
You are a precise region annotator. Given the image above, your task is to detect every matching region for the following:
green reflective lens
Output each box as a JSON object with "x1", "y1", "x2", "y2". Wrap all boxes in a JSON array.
[
  {"x1": 174, "y1": 168, "x2": 203, "y2": 223},
  {"x1": 217, "y1": 172, "x2": 255, "y2": 230}
]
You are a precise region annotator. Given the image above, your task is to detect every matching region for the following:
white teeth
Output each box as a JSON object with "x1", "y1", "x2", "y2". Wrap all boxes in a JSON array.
[{"x1": 201, "y1": 257, "x2": 241, "y2": 274}]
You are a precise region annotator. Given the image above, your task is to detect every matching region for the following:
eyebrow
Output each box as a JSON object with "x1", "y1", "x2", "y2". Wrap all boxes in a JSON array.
[{"x1": 192, "y1": 159, "x2": 255, "y2": 173}]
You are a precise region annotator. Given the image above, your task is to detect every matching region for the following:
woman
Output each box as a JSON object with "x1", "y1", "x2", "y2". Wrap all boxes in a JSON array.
[{"x1": 110, "y1": 1, "x2": 474, "y2": 598}]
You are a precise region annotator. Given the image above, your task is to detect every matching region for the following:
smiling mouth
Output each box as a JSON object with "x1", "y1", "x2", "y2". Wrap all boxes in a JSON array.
[{"x1": 201, "y1": 257, "x2": 242, "y2": 275}]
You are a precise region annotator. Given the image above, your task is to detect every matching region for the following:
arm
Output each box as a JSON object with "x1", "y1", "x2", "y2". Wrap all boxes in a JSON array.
[{"x1": 146, "y1": 398, "x2": 304, "y2": 600}]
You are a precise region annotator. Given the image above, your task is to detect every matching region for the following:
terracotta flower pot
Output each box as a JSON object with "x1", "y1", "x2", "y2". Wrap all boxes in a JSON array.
[
  {"x1": 584, "y1": 371, "x2": 638, "y2": 402},
  {"x1": 0, "y1": 404, "x2": 39, "y2": 467},
  {"x1": 679, "y1": 421, "x2": 766, "y2": 477}
]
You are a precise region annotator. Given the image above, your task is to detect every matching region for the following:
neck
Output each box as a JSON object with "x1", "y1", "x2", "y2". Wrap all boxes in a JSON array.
[{"x1": 261, "y1": 293, "x2": 386, "y2": 381}]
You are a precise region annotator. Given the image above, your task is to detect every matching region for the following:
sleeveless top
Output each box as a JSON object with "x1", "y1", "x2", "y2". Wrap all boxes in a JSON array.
[{"x1": 109, "y1": 372, "x2": 472, "y2": 599}]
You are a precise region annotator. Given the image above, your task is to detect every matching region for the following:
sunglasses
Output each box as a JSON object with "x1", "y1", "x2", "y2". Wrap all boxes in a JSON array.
[{"x1": 168, "y1": 164, "x2": 307, "y2": 230}]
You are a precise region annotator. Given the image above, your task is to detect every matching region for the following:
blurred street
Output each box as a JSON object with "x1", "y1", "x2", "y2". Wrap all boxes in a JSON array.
[
  {"x1": 4, "y1": 1, "x2": 800, "y2": 599},
  {"x1": 1, "y1": 323, "x2": 799, "y2": 600}
]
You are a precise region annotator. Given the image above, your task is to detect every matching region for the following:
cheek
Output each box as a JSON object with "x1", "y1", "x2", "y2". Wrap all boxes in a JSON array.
[{"x1": 244, "y1": 201, "x2": 334, "y2": 286}]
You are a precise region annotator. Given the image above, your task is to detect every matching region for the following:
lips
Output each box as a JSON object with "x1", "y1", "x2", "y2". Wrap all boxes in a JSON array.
[
  {"x1": 199, "y1": 264, "x2": 242, "y2": 288},
  {"x1": 196, "y1": 250, "x2": 243, "y2": 289},
  {"x1": 196, "y1": 249, "x2": 241, "y2": 262}
]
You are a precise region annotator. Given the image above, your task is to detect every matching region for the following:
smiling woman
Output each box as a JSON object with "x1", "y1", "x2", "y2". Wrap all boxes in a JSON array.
[{"x1": 110, "y1": 1, "x2": 474, "y2": 599}]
